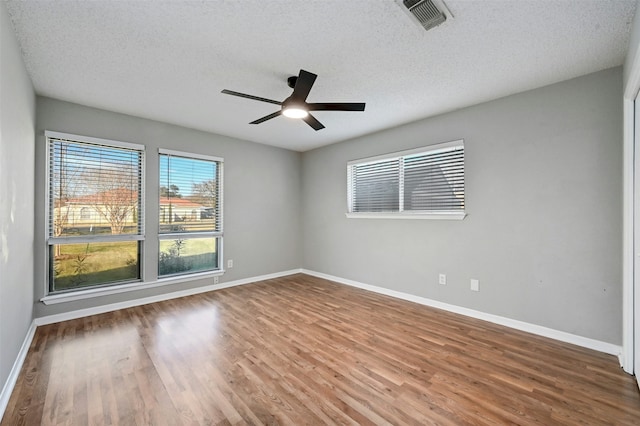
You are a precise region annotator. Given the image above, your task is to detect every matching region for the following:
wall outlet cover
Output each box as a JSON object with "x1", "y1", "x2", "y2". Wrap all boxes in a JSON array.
[
  {"x1": 439, "y1": 273, "x2": 446, "y2": 285},
  {"x1": 471, "y1": 279, "x2": 479, "y2": 291}
]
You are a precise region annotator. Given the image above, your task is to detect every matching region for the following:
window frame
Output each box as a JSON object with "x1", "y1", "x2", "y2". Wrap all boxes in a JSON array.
[
  {"x1": 346, "y1": 140, "x2": 466, "y2": 220},
  {"x1": 44, "y1": 130, "x2": 146, "y2": 295},
  {"x1": 158, "y1": 148, "x2": 224, "y2": 278}
]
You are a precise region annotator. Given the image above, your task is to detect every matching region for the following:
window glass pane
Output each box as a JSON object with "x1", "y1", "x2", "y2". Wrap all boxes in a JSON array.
[
  {"x1": 49, "y1": 140, "x2": 143, "y2": 237},
  {"x1": 159, "y1": 154, "x2": 220, "y2": 233},
  {"x1": 159, "y1": 237, "x2": 218, "y2": 276},
  {"x1": 50, "y1": 241, "x2": 140, "y2": 292}
]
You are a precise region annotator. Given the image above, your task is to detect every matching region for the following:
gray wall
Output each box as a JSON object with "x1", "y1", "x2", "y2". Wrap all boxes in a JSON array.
[
  {"x1": 302, "y1": 67, "x2": 623, "y2": 344},
  {"x1": 0, "y1": 2, "x2": 36, "y2": 396},
  {"x1": 34, "y1": 97, "x2": 302, "y2": 317}
]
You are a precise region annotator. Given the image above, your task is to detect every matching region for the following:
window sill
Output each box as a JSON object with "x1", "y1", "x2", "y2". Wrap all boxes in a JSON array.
[
  {"x1": 41, "y1": 270, "x2": 225, "y2": 305},
  {"x1": 345, "y1": 212, "x2": 467, "y2": 220}
]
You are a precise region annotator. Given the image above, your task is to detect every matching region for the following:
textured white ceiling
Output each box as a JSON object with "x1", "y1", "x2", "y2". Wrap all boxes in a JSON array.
[{"x1": 5, "y1": 0, "x2": 637, "y2": 151}]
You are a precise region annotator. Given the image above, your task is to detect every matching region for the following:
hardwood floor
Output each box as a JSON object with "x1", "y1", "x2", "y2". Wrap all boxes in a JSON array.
[{"x1": 3, "y1": 274, "x2": 640, "y2": 425}]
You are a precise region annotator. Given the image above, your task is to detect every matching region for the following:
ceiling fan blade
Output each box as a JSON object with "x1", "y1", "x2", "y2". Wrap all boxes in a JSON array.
[
  {"x1": 290, "y1": 69, "x2": 317, "y2": 102},
  {"x1": 221, "y1": 89, "x2": 282, "y2": 106},
  {"x1": 249, "y1": 111, "x2": 282, "y2": 124},
  {"x1": 302, "y1": 113, "x2": 325, "y2": 131},
  {"x1": 307, "y1": 103, "x2": 366, "y2": 111}
]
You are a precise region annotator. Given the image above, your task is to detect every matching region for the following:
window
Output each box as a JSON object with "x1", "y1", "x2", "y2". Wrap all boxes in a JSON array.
[
  {"x1": 347, "y1": 140, "x2": 465, "y2": 219},
  {"x1": 46, "y1": 131, "x2": 144, "y2": 293},
  {"x1": 80, "y1": 207, "x2": 91, "y2": 220},
  {"x1": 159, "y1": 149, "x2": 223, "y2": 277}
]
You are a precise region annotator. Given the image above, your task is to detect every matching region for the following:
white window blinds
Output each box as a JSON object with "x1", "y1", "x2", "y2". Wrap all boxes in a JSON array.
[
  {"x1": 403, "y1": 147, "x2": 464, "y2": 211},
  {"x1": 158, "y1": 150, "x2": 223, "y2": 234},
  {"x1": 47, "y1": 133, "x2": 144, "y2": 240},
  {"x1": 350, "y1": 158, "x2": 400, "y2": 212},
  {"x1": 347, "y1": 140, "x2": 464, "y2": 217}
]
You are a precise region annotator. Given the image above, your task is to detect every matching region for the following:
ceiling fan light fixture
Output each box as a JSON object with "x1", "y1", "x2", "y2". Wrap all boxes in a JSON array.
[{"x1": 282, "y1": 107, "x2": 308, "y2": 118}]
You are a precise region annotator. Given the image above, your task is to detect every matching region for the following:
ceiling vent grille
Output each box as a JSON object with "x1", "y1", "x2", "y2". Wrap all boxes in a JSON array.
[{"x1": 402, "y1": 0, "x2": 447, "y2": 31}]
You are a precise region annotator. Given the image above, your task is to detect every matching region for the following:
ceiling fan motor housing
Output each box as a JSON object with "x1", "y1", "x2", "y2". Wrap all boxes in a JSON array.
[{"x1": 281, "y1": 96, "x2": 308, "y2": 118}]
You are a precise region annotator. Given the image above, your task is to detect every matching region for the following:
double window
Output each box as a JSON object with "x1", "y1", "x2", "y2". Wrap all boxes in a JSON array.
[
  {"x1": 347, "y1": 140, "x2": 465, "y2": 219},
  {"x1": 46, "y1": 132, "x2": 224, "y2": 295}
]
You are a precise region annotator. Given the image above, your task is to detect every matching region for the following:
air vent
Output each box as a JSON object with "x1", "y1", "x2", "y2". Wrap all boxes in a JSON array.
[{"x1": 402, "y1": 0, "x2": 447, "y2": 31}]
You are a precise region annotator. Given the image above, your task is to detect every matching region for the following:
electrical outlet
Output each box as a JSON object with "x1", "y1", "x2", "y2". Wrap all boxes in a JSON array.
[
  {"x1": 227, "y1": 259, "x2": 234, "y2": 268},
  {"x1": 213, "y1": 276, "x2": 219, "y2": 284},
  {"x1": 471, "y1": 279, "x2": 479, "y2": 292},
  {"x1": 439, "y1": 273, "x2": 446, "y2": 285}
]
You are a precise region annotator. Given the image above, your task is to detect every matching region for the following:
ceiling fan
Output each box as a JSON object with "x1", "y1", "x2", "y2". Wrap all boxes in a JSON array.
[{"x1": 221, "y1": 69, "x2": 366, "y2": 131}]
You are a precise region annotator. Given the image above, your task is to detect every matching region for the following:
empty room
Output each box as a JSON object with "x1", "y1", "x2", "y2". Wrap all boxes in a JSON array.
[{"x1": 2, "y1": 0, "x2": 640, "y2": 424}]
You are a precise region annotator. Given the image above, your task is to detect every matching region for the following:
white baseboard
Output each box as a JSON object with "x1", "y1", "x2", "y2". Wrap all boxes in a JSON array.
[
  {"x1": 301, "y1": 269, "x2": 623, "y2": 358},
  {"x1": 35, "y1": 269, "x2": 302, "y2": 326},
  {"x1": 0, "y1": 321, "x2": 37, "y2": 421}
]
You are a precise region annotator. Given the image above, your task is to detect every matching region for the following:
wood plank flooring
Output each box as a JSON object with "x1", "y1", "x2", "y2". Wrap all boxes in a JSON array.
[{"x1": 3, "y1": 274, "x2": 640, "y2": 425}]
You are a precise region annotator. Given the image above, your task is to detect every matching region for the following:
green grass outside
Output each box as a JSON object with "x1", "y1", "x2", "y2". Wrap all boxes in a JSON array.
[
  {"x1": 53, "y1": 238, "x2": 217, "y2": 291},
  {"x1": 159, "y1": 238, "x2": 216, "y2": 257},
  {"x1": 159, "y1": 238, "x2": 218, "y2": 276},
  {"x1": 53, "y1": 241, "x2": 139, "y2": 291}
]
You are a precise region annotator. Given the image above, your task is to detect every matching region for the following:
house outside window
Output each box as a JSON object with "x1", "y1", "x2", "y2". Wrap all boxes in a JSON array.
[
  {"x1": 158, "y1": 149, "x2": 223, "y2": 277},
  {"x1": 347, "y1": 140, "x2": 465, "y2": 220},
  {"x1": 46, "y1": 131, "x2": 144, "y2": 293}
]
